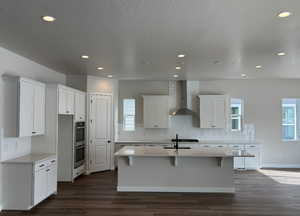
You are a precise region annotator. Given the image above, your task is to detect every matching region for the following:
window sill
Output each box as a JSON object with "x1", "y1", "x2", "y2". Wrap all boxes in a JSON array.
[{"x1": 282, "y1": 139, "x2": 300, "y2": 142}]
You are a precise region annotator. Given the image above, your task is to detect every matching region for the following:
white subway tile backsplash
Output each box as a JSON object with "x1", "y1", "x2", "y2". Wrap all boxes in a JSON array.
[{"x1": 118, "y1": 115, "x2": 255, "y2": 142}]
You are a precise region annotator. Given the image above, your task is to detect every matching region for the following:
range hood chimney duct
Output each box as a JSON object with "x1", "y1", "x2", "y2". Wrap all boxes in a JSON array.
[{"x1": 172, "y1": 80, "x2": 196, "y2": 116}]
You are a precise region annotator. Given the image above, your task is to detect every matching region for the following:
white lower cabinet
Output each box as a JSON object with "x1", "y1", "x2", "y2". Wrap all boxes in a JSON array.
[
  {"x1": 34, "y1": 160, "x2": 57, "y2": 205},
  {"x1": 230, "y1": 144, "x2": 245, "y2": 169},
  {"x1": 244, "y1": 145, "x2": 260, "y2": 170},
  {"x1": 2, "y1": 155, "x2": 57, "y2": 210},
  {"x1": 34, "y1": 167, "x2": 48, "y2": 205}
]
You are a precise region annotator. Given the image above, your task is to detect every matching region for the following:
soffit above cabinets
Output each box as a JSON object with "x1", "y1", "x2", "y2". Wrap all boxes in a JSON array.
[{"x1": 1, "y1": 0, "x2": 300, "y2": 80}]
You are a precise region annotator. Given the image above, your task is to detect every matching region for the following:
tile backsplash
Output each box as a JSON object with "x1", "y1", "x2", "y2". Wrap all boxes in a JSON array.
[
  {"x1": 118, "y1": 115, "x2": 255, "y2": 142},
  {"x1": 0, "y1": 128, "x2": 31, "y2": 161}
]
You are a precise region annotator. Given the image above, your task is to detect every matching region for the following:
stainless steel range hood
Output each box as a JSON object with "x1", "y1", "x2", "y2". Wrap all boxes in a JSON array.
[{"x1": 172, "y1": 80, "x2": 197, "y2": 116}]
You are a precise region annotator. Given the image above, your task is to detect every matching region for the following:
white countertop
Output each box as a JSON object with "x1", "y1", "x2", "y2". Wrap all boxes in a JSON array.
[
  {"x1": 115, "y1": 140, "x2": 259, "y2": 145},
  {"x1": 2, "y1": 153, "x2": 56, "y2": 164},
  {"x1": 114, "y1": 146, "x2": 254, "y2": 158}
]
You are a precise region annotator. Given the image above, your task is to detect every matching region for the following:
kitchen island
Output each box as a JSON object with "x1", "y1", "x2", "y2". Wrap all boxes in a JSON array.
[{"x1": 115, "y1": 146, "x2": 253, "y2": 193}]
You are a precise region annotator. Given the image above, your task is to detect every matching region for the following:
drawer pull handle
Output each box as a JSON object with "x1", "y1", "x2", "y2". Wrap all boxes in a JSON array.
[
  {"x1": 51, "y1": 160, "x2": 56, "y2": 163},
  {"x1": 32, "y1": 132, "x2": 36, "y2": 134},
  {"x1": 46, "y1": 169, "x2": 50, "y2": 172},
  {"x1": 39, "y1": 164, "x2": 45, "y2": 168}
]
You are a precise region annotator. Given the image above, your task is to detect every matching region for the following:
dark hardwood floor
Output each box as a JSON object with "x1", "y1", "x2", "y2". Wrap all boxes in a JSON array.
[{"x1": 1, "y1": 169, "x2": 300, "y2": 216}]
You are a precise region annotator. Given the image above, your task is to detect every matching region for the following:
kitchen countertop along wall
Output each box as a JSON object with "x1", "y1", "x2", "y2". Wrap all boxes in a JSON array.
[{"x1": 115, "y1": 140, "x2": 260, "y2": 145}]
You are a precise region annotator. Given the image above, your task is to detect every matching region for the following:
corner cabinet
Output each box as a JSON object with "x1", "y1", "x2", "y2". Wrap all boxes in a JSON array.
[
  {"x1": 19, "y1": 78, "x2": 46, "y2": 137},
  {"x1": 198, "y1": 95, "x2": 228, "y2": 129},
  {"x1": 143, "y1": 95, "x2": 169, "y2": 128}
]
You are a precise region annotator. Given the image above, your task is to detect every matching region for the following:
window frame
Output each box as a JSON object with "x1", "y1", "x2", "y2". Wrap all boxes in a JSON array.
[
  {"x1": 123, "y1": 98, "x2": 136, "y2": 131},
  {"x1": 282, "y1": 103, "x2": 297, "y2": 141},
  {"x1": 231, "y1": 102, "x2": 242, "y2": 132}
]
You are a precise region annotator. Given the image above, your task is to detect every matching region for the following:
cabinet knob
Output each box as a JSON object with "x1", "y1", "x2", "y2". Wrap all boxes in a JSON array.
[{"x1": 107, "y1": 140, "x2": 111, "y2": 143}]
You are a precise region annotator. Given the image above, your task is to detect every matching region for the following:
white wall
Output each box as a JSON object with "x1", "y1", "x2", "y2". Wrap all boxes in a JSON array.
[
  {"x1": 118, "y1": 79, "x2": 300, "y2": 167},
  {"x1": 0, "y1": 47, "x2": 66, "y2": 209}
]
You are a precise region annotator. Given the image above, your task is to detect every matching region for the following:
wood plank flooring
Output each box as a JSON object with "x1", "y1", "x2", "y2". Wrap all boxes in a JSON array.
[{"x1": 1, "y1": 169, "x2": 300, "y2": 216}]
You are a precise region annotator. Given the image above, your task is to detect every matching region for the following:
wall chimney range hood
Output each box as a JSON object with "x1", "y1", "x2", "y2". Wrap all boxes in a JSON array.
[{"x1": 172, "y1": 80, "x2": 197, "y2": 116}]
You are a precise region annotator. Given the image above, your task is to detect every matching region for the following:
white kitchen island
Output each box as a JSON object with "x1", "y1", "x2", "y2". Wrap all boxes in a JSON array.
[{"x1": 115, "y1": 146, "x2": 253, "y2": 193}]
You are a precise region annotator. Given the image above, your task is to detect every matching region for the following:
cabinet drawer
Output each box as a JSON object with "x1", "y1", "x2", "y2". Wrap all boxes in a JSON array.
[
  {"x1": 35, "y1": 162, "x2": 48, "y2": 171},
  {"x1": 35, "y1": 158, "x2": 56, "y2": 171}
]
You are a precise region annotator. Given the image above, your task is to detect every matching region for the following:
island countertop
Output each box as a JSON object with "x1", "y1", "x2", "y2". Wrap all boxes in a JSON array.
[{"x1": 114, "y1": 146, "x2": 254, "y2": 158}]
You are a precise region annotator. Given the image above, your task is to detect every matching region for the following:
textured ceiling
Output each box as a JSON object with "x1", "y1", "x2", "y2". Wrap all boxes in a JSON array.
[{"x1": 1, "y1": 0, "x2": 300, "y2": 80}]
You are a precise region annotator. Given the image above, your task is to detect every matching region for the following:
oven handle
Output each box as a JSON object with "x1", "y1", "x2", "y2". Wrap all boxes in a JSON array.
[
  {"x1": 75, "y1": 145, "x2": 85, "y2": 149},
  {"x1": 76, "y1": 127, "x2": 86, "y2": 129}
]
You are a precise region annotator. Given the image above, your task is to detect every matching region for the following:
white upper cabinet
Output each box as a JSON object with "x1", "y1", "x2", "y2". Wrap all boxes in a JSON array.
[
  {"x1": 75, "y1": 91, "x2": 86, "y2": 122},
  {"x1": 19, "y1": 78, "x2": 45, "y2": 137},
  {"x1": 198, "y1": 95, "x2": 228, "y2": 129},
  {"x1": 58, "y1": 87, "x2": 75, "y2": 115},
  {"x1": 143, "y1": 95, "x2": 169, "y2": 128}
]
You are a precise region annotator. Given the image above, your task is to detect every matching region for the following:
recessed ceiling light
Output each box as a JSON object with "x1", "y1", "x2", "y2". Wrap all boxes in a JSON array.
[
  {"x1": 175, "y1": 66, "x2": 181, "y2": 70},
  {"x1": 278, "y1": 11, "x2": 292, "y2": 18},
  {"x1": 177, "y1": 54, "x2": 185, "y2": 58},
  {"x1": 81, "y1": 55, "x2": 89, "y2": 59},
  {"x1": 173, "y1": 74, "x2": 179, "y2": 78},
  {"x1": 97, "y1": 67, "x2": 104, "y2": 70},
  {"x1": 255, "y1": 65, "x2": 262, "y2": 69},
  {"x1": 41, "y1": 16, "x2": 56, "y2": 22},
  {"x1": 107, "y1": 75, "x2": 113, "y2": 78},
  {"x1": 241, "y1": 74, "x2": 247, "y2": 78},
  {"x1": 277, "y1": 52, "x2": 286, "y2": 56}
]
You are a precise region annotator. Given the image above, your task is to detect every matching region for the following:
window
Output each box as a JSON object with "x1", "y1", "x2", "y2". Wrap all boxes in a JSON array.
[
  {"x1": 123, "y1": 99, "x2": 135, "y2": 131},
  {"x1": 282, "y1": 99, "x2": 297, "y2": 141},
  {"x1": 231, "y1": 99, "x2": 243, "y2": 131}
]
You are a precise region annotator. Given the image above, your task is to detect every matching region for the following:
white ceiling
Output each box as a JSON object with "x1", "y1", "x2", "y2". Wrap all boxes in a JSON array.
[{"x1": 1, "y1": 0, "x2": 300, "y2": 80}]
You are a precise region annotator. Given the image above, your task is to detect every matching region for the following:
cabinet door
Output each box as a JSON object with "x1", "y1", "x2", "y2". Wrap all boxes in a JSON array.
[
  {"x1": 66, "y1": 90, "x2": 75, "y2": 114},
  {"x1": 245, "y1": 145, "x2": 260, "y2": 170},
  {"x1": 47, "y1": 163, "x2": 57, "y2": 196},
  {"x1": 33, "y1": 84, "x2": 45, "y2": 135},
  {"x1": 34, "y1": 168, "x2": 48, "y2": 205},
  {"x1": 143, "y1": 96, "x2": 169, "y2": 128},
  {"x1": 58, "y1": 88, "x2": 68, "y2": 114},
  {"x1": 214, "y1": 96, "x2": 226, "y2": 128},
  {"x1": 199, "y1": 96, "x2": 214, "y2": 128},
  {"x1": 75, "y1": 92, "x2": 85, "y2": 121},
  {"x1": 19, "y1": 80, "x2": 35, "y2": 137},
  {"x1": 231, "y1": 145, "x2": 245, "y2": 169}
]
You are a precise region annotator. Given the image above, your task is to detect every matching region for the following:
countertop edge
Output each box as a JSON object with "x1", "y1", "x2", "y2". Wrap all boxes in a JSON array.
[{"x1": 1, "y1": 153, "x2": 57, "y2": 164}]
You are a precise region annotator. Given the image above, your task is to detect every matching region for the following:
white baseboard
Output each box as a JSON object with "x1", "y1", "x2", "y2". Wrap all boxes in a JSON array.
[
  {"x1": 261, "y1": 163, "x2": 300, "y2": 168},
  {"x1": 117, "y1": 186, "x2": 235, "y2": 193}
]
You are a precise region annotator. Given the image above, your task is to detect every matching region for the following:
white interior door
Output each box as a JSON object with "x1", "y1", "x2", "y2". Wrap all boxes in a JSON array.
[{"x1": 89, "y1": 94, "x2": 112, "y2": 173}]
